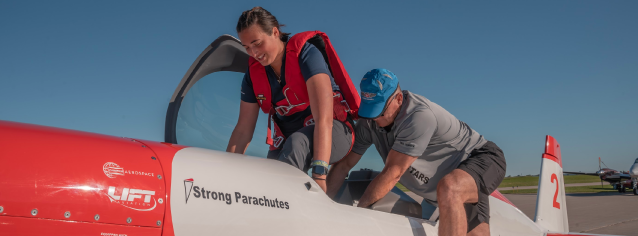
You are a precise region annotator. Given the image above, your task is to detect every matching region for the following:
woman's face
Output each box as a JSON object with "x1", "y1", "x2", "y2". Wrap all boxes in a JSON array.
[{"x1": 238, "y1": 24, "x2": 282, "y2": 66}]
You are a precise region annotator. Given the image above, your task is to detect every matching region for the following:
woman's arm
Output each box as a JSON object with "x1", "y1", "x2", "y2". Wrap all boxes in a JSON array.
[
  {"x1": 306, "y1": 73, "x2": 334, "y2": 192},
  {"x1": 226, "y1": 101, "x2": 260, "y2": 154}
]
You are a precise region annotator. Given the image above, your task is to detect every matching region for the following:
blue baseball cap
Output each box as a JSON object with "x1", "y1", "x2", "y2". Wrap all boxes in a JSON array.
[{"x1": 358, "y1": 68, "x2": 400, "y2": 119}]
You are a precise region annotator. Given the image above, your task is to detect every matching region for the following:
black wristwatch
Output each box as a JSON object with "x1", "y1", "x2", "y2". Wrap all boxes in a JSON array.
[{"x1": 312, "y1": 165, "x2": 329, "y2": 176}]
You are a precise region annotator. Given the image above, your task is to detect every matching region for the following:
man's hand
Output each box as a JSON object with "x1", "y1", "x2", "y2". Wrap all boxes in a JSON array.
[
  {"x1": 326, "y1": 152, "x2": 363, "y2": 198},
  {"x1": 356, "y1": 149, "x2": 418, "y2": 208}
]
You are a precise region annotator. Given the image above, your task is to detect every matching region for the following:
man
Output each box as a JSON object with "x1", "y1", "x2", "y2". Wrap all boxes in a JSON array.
[{"x1": 326, "y1": 69, "x2": 506, "y2": 236}]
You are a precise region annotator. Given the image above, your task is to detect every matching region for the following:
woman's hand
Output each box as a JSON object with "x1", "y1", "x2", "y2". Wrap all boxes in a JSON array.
[{"x1": 226, "y1": 101, "x2": 260, "y2": 154}]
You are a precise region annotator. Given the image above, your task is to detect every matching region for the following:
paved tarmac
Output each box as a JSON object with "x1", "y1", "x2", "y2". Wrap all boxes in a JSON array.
[
  {"x1": 497, "y1": 182, "x2": 602, "y2": 191},
  {"x1": 504, "y1": 192, "x2": 638, "y2": 236},
  {"x1": 404, "y1": 191, "x2": 638, "y2": 235}
]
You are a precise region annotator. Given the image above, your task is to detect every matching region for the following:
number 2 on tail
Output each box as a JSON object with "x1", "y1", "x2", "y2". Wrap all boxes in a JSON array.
[{"x1": 551, "y1": 173, "x2": 560, "y2": 209}]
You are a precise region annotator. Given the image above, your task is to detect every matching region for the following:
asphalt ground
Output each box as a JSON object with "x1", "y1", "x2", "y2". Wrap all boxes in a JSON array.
[
  {"x1": 504, "y1": 192, "x2": 638, "y2": 236},
  {"x1": 404, "y1": 191, "x2": 638, "y2": 235}
]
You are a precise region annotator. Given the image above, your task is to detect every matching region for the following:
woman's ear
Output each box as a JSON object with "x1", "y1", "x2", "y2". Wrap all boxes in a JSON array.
[{"x1": 272, "y1": 27, "x2": 279, "y2": 38}]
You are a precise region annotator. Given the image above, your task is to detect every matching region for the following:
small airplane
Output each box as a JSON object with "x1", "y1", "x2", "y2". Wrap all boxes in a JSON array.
[
  {"x1": 630, "y1": 157, "x2": 638, "y2": 195},
  {"x1": 0, "y1": 120, "x2": 618, "y2": 236},
  {"x1": 0, "y1": 34, "x2": 621, "y2": 235},
  {"x1": 564, "y1": 157, "x2": 635, "y2": 194}
]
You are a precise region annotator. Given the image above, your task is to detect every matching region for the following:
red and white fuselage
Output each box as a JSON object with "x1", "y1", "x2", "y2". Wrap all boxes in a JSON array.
[{"x1": 0, "y1": 121, "x2": 616, "y2": 235}]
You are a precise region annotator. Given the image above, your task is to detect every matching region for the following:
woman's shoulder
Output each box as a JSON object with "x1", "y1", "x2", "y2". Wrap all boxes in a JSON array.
[{"x1": 299, "y1": 42, "x2": 319, "y2": 56}]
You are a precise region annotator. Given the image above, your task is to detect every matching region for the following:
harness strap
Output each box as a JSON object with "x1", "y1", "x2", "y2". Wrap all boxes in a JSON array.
[{"x1": 268, "y1": 92, "x2": 355, "y2": 155}]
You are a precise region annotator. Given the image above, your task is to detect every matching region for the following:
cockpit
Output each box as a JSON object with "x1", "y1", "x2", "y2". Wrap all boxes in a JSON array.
[{"x1": 163, "y1": 35, "x2": 430, "y2": 220}]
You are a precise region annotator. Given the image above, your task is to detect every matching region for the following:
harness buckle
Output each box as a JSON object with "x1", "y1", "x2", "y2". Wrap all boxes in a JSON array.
[{"x1": 275, "y1": 103, "x2": 306, "y2": 116}]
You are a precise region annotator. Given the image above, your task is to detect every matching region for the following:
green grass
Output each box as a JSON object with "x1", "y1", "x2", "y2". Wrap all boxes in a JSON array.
[
  {"x1": 396, "y1": 175, "x2": 602, "y2": 193},
  {"x1": 500, "y1": 184, "x2": 617, "y2": 194},
  {"x1": 498, "y1": 175, "x2": 601, "y2": 188}
]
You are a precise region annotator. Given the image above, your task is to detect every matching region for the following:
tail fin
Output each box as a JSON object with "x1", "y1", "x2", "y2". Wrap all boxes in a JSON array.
[{"x1": 534, "y1": 135, "x2": 569, "y2": 232}]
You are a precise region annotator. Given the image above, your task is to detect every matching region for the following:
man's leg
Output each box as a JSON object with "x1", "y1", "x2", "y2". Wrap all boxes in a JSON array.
[
  {"x1": 467, "y1": 223, "x2": 489, "y2": 236},
  {"x1": 438, "y1": 141, "x2": 506, "y2": 236},
  {"x1": 437, "y1": 169, "x2": 480, "y2": 236}
]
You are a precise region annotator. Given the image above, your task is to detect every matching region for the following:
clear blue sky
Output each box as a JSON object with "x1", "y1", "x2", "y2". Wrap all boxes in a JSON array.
[{"x1": 1, "y1": 1, "x2": 636, "y2": 176}]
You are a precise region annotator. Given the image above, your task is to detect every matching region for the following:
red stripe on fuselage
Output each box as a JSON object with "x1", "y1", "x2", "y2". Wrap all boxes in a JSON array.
[{"x1": 490, "y1": 190, "x2": 517, "y2": 208}]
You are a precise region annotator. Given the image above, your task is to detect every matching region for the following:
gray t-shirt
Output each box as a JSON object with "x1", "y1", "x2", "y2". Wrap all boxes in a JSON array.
[{"x1": 351, "y1": 90, "x2": 487, "y2": 205}]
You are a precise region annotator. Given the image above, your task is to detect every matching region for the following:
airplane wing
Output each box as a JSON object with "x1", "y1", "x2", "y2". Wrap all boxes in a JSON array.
[{"x1": 563, "y1": 171, "x2": 599, "y2": 176}]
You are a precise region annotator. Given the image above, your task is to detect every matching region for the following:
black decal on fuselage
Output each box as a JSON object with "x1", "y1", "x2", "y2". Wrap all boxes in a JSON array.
[
  {"x1": 225, "y1": 193, "x2": 232, "y2": 205},
  {"x1": 193, "y1": 186, "x2": 201, "y2": 198},
  {"x1": 235, "y1": 192, "x2": 241, "y2": 203},
  {"x1": 186, "y1": 185, "x2": 287, "y2": 208}
]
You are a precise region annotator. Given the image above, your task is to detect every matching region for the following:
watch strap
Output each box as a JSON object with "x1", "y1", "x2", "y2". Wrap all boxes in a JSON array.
[{"x1": 311, "y1": 160, "x2": 329, "y2": 168}]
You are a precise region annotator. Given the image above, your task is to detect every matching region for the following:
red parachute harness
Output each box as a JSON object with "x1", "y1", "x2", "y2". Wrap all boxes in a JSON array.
[{"x1": 248, "y1": 31, "x2": 361, "y2": 151}]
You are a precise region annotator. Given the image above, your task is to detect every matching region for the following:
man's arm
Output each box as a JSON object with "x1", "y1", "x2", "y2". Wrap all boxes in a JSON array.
[
  {"x1": 357, "y1": 149, "x2": 418, "y2": 208},
  {"x1": 326, "y1": 152, "x2": 363, "y2": 198}
]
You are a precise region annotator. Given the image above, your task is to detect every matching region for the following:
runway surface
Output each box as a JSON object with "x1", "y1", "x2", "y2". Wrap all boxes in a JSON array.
[
  {"x1": 504, "y1": 192, "x2": 638, "y2": 235},
  {"x1": 405, "y1": 191, "x2": 638, "y2": 235}
]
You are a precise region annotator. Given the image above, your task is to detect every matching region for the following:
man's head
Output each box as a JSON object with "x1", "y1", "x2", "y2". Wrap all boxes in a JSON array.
[{"x1": 358, "y1": 68, "x2": 403, "y2": 127}]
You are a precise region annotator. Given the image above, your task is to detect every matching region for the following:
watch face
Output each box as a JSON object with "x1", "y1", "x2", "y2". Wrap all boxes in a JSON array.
[{"x1": 313, "y1": 166, "x2": 327, "y2": 175}]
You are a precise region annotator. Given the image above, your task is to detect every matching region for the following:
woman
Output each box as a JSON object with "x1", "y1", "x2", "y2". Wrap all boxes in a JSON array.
[{"x1": 226, "y1": 7, "x2": 358, "y2": 192}]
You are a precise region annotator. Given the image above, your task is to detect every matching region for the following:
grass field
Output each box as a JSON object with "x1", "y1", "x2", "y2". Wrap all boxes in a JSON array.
[
  {"x1": 500, "y1": 184, "x2": 617, "y2": 194},
  {"x1": 498, "y1": 175, "x2": 601, "y2": 188},
  {"x1": 395, "y1": 175, "x2": 603, "y2": 193}
]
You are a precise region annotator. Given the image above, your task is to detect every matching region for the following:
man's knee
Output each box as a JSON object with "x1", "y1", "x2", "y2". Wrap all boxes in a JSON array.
[
  {"x1": 437, "y1": 170, "x2": 478, "y2": 204},
  {"x1": 437, "y1": 174, "x2": 463, "y2": 204}
]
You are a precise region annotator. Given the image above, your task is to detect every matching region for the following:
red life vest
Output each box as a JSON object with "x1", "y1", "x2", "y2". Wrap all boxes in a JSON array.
[{"x1": 248, "y1": 31, "x2": 360, "y2": 150}]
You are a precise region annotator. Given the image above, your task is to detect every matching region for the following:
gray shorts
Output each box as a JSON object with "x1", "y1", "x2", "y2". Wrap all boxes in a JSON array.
[
  {"x1": 457, "y1": 141, "x2": 507, "y2": 232},
  {"x1": 267, "y1": 119, "x2": 354, "y2": 172}
]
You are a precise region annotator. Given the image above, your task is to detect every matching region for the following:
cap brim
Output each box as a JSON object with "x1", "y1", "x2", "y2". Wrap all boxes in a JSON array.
[
  {"x1": 359, "y1": 87, "x2": 400, "y2": 119},
  {"x1": 358, "y1": 98, "x2": 393, "y2": 119}
]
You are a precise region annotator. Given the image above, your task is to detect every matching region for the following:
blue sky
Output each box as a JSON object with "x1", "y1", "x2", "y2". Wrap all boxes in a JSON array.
[{"x1": 1, "y1": 1, "x2": 636, "y2": 176}]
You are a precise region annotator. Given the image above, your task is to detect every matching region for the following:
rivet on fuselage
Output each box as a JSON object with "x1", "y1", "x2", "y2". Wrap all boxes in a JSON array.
[
  {"x1": 157, "y1": 220, "x2": 162, "y2": 226},
  {"x1": 142, "y1": 145, "x2": 146, "y2": 148},
  {"x1": 64, "y1": 211, "x2": 71, "y2": 218},
  {"x1": 151, "y1": 156, "x2": 156, "y2": 160},
  {"x1": 31, "y1": 209, "x2": 38, "y2": 216},
  {"x1": 158, "y1": 198, "x2": 164, "y2": 204},
  {"x1": 94, "y1": 214, "x2": 100, "y2": 220},
  {"x1": 0, "y1": 206, "x2": 4, "y2": 213},
  {"x1": 157, "y1": 175, "x2": 162, "y2": 180},
  {"x1": 127, "y1": 217, "x2": 132, "y2": 224}
]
